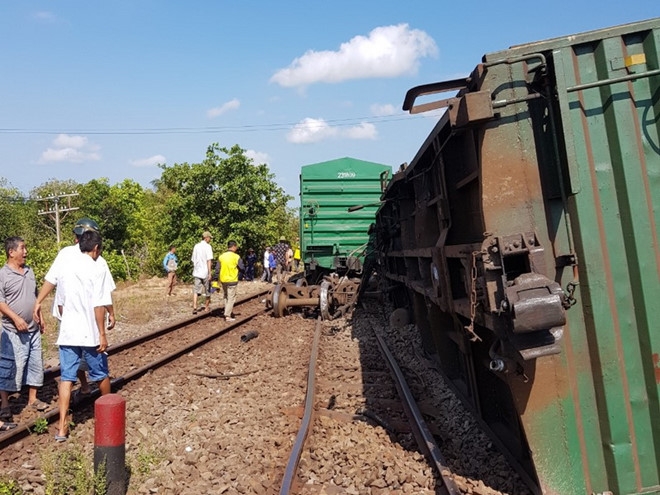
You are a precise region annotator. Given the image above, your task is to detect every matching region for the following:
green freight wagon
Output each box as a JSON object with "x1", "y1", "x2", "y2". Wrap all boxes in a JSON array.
[
  {"x1": 300, "y1": 157, "x2": 391, "y2": 284},
  {"x1": 378, "y1": 18, "x2": 660, "y2": 495}
]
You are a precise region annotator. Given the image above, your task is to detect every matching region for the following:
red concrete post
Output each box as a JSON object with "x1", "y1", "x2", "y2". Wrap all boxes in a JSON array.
[{"x1": 94, "y1": 394, "x2": 126, "y2": 495}]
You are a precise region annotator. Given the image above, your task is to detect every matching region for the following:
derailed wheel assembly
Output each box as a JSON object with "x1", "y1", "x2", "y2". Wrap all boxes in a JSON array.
[{"x1": 267, "y1": 275, "x2": 360, "y2": 320}]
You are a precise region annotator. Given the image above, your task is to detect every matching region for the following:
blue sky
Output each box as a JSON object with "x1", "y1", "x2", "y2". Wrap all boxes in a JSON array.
[{"x1": 0, "y1": 2, "x2": 657, "y2": 202}]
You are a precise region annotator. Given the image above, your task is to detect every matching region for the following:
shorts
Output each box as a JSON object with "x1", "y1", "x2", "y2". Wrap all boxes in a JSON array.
[
  {"x1": 193, "y1": 277, "x2": 211, "y2": 296},
  {"x1": 59, "y1": 346, "x2": 108, "y2": 383},
  {"x1": 0, "y1": 327, "x2": 44, "y2": 391}
]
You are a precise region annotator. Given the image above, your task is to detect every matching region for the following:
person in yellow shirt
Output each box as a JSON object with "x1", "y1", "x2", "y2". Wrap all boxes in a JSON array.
[
  {"x1": 293, "y1": 239, "x2": 301, "y2": 272},
  {"x1": 218, "y1": 241, "x2": 244, "y2": 322}
]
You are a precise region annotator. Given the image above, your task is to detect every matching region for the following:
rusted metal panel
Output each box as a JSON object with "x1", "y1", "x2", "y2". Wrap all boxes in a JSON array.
[{"x1": 379, "y1": 17, "x2": 660, "y2": 495}]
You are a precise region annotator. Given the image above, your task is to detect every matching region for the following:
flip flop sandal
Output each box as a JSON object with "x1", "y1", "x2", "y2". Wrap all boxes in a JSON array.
[
  {"x1": 28, "y1": 400, "x2": 49, "y2": 412},
  {"x1": 0, "y1": 407, "x2": 12, "y2": 420},
  {"x1": 0, "y1": 422, "x2": 17, "y2": 431},
  {"x1": 54, "y1": 433, "x2": 68, "y2": 442}
]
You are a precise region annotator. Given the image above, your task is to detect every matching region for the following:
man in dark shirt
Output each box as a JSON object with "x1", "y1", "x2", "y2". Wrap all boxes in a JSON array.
[{"x1": 272, "y1": 237, "x2": 289, "y2": 285}]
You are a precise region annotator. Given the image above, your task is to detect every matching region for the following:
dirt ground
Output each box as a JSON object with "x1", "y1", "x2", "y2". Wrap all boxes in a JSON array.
[
  {"x1": 0, "y1": 274, "x2": 529, "y2": 495},
  {"x1": 39, "y1": 275, "x2": 273, "y2": 367}
]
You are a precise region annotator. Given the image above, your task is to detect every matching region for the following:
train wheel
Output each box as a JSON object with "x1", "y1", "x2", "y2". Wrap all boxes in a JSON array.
[{"x1": 272, "y1": 284, "x2": 289, "y2": 318}]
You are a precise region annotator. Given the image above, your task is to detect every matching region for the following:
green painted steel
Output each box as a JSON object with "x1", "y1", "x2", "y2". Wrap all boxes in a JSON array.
[
  {"x1": 383, "y1": 17, "x2": 660, "y2": 495},
  {"x1": 484, "y1": 18, "x2": 660, "y2": 494},
  {"x1": 300, "y1": 157, "x2": 391, "y2": 272}
]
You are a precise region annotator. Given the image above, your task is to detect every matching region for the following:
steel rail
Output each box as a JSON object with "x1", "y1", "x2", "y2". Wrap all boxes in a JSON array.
[
  {"x1": 372, "y1": 328, "x2": 460, "y2": 495},
  {"x1": 42, "y1": 290, "x2": 269, "y2": 380},
  {"x1": 0, "y1": 304, "x2": 268, "y2": 448},
  {"x1": 279, "y1": 318, "x2": 322, "y2": 495}
]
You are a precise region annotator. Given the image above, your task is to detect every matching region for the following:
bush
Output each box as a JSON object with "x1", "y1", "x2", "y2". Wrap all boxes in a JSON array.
[
  {"x1": 0, "y1": 477, "x2": 23, "y2": 495},
  {"x1": 102, "y1": 250, "x2": 140, "y2": 282}
]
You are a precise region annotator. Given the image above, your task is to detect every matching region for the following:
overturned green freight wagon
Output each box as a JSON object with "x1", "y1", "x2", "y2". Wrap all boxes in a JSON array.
[
  {"x1": 300, "y1": 157, "x2": 391, "y2": 284},
  {"x1": 378, "y1": 18, "x2": 660, "y2": 495}
]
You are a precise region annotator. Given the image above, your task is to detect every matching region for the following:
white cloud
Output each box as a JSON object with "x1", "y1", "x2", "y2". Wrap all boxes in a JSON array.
[
  {"x1": 286, "y1": 118, "x2": 377, "y2": 144},
  {"x1": 271, "y1": 24, "x2": 437, "y2": 88},
  {"x1": 130, "y1": 154, "x2": 166, "y2": 168},
  {"x1": 52, "y1": 134, "x2": 87, "y2": 149},
  {"x1": 207, "y1": 98, "x2": 240, "y2": 118},
  {"x1": 344, "y1": 122, "x2": 377, "y2": 140},
  {"x1": 38, "y1": 134, "x2": 101, "y2": 164},
  {"x1": 370, "y1": 103, "x2": 398, "y2": 116},
  {"x1": 33, "y1": 11, "x2": 58, "y2": 22},
  {"x1": 287, "y1": 118, "x2": 338, "y2": 143},
  {"x1": 245, "y1": 150, "x2": 270, "y2": 165}
]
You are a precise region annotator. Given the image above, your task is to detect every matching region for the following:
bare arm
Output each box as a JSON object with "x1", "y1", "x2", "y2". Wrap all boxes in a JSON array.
[
  {"x1": 0, "y1": 302, "x2": 28, "y2": 332},
  {"x1": 105, "y1": 304, "x2": 116, "y2": 330},
  {"x1": 95, "y1": 306, "x2": 108, "y2": 353},
  {"x1": 33, "y1": 280, "x2": 56, "y2": 330}
]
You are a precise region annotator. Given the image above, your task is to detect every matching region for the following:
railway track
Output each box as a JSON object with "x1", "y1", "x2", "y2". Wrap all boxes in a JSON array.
[
  {"x1": 0, "y1": 288, "x2": 530, "y2": 494},
  {"x1": 0, "y1": 290, "x2": 270, "y2": 448},
  {"x1": 279, "y1": 312, "x2": 456, "y2": 494}
]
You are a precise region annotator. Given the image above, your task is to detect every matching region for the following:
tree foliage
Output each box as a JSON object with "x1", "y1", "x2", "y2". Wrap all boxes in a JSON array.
[
  {"x1": 0, "y1": 143, "x2": 297, "y2": 283},
  {"x1": 154, "y1": 143, "x2": 293, "y2": 278}
]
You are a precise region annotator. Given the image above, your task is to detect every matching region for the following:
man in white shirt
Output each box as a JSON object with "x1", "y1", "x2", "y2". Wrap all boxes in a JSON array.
[
  {"x1": 39, "y1": 218, "x2": 115, "y2": 397},
  {"x1": 34, "y1": 230, "x2": 110, "y2": 441},
  {"x1": 260, "y1": 247, "x2": 271, "y2": 282},
  {"x1": 191, "y1": 231, "x2": 213, "y2": 314}
]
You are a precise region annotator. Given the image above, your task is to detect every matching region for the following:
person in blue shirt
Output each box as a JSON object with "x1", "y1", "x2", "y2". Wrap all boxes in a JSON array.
[
  {"x1": 162, "y1": 245, "x2": 178, "y2": 296},
  {"x1": 268, "y1": 249, "x2": 277, "y2": 283}
]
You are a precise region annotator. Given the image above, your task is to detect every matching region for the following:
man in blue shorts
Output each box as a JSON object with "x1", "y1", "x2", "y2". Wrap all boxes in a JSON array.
[{"x1": 34, "y1": 230, "x2": 111, "y2": 441}]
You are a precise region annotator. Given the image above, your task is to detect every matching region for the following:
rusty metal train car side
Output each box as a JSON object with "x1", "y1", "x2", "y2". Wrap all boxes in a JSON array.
[{"x1": 376, "y1": 18, "x2": 660, "y2": 494}]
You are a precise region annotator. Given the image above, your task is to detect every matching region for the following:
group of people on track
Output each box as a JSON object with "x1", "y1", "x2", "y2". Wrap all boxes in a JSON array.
[
  {"x1": 162, "y1": 233, "x2": 301, "y2": 322},
  {"x1": 0, "y1": 223, "x2": 299, "y2": 438}
]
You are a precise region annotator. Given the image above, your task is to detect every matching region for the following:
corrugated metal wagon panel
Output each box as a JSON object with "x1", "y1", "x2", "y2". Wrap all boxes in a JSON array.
[
  {"x1": 485, "y1": 19, "x2": 660, "y2": 494},
  {"x1": 379, "y1": 17, "x2": 660, "y2": 495},
  {"x1": 300, "y1": 157, "x2": 391, "y2": 272},
  {"x1": 552, "y1": 21, "x2": 660, "y2": 494}
]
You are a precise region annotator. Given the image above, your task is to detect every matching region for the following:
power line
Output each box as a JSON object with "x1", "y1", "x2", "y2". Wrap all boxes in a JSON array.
[{"x1": 0, "y1": 114, "x2": 428, "y2": 135}]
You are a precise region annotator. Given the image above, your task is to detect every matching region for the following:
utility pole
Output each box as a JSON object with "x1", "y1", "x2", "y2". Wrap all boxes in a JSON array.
[{"x1": 36, "y1": 192, "x2": 79, "y2": 245}]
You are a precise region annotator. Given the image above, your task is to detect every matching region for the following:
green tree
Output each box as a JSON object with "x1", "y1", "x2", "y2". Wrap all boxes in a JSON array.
[
  {"x1": 0, "y1": 179, "x2": 31, "y2": 242},
  {"x1": 154, "y1": 144, "x2": 294, "y2": 277},
  {"x1": 75, "y1": 178, "x2": 160, "y2": 279},
  {"x1": 0, "y1": 179, "x2": 62, "y2": 282}
]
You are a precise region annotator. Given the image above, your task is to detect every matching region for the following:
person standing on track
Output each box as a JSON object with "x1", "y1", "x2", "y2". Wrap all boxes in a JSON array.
[
  {"x1": 272, "y1": 237, "x2": 289, "y2": 285},
  {"x1": 244, "y1": 248, "x2": 257, "y2": 282},
  {"x1": 218, "y1": 241, "x2": 244, "y2": 322},
  {"x1": 191, "y1": 231, "x2": 213, "y2": 314},
  {"x1": 260, "y1": 247, "x2": 272, "y2": 283},
  {"x1": 268, "y1": 248, "x2": 277, "y2": 282},
  {"x1": 293, "y1": 239, "x2": 301, "y2": 272},
  {"x1": 0, "y1": 237, "x2": 46, "y2": 425},
  {"x1": 34, "y1": 217, "x2": 115, "y2": 398},
  {"x1": 34, "y1": 230, "x2": 111, "y2": 442},
  {"x1": 162, "y1": 245, "x2": 178, "y2": 296}
]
